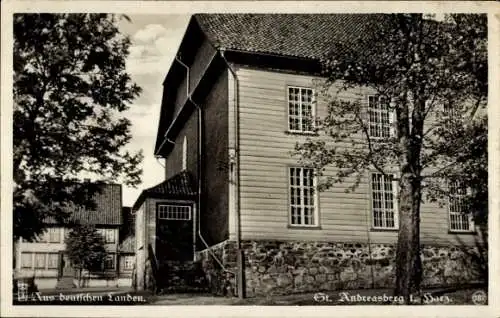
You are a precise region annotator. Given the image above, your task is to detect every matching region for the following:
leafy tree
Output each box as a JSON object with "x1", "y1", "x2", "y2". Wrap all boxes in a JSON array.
[
  {"x1": 294, "y1": 14, "x2": 486, "y2": 302},
  {"x1": 65, "y1": 224, "x2": 108, "y2": 287},
  {"x1": 13, "y1": 13, "x2": 143, "y2": 241}
]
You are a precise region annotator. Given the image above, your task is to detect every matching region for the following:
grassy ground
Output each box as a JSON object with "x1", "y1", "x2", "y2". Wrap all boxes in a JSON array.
[
  {"x1": 13, "y1": 286, "x2": 487, "y2": 306},
  {"x1": 13, "y1": 287, "x2": 148, "y2": 305}
]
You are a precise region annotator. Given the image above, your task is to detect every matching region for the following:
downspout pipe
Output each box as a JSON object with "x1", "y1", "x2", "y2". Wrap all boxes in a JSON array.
[
  {"x1": 174, "y1": 55, "x2": 203, "y2": 260},
  {"x1": 219, "y1": 49, "x2": 245, "y2": 299},
  {"x1": 174, "y1": 55, "x2": 235, "y2": 278}
]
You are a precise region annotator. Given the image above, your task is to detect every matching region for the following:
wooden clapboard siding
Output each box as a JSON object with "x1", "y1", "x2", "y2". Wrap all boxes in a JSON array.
[
  {"x1": 236, "y1": 67, "x2": 373, "y2": 243},
  {"x1": 234, "y1": 66, "x2": 479, "y2": 246},
  {"x1": 134, "y1": 204, "x2": 146, "y2": 290}
]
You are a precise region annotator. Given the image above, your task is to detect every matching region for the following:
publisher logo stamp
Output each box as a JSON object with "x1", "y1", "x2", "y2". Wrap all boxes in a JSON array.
[{"x1": 471, "y1": 290, "x2": 487, "y2": 305}]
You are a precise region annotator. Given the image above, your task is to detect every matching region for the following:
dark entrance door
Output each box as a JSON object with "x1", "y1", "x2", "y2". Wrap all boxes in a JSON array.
[{"x1": 155, "y1": 204, "x2": 194, "y2": 262}]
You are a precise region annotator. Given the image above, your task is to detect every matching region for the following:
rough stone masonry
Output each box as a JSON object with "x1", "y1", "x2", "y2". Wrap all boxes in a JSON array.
[{"x1": 196, "y1": 240, "x2": 486, "y2": 297}]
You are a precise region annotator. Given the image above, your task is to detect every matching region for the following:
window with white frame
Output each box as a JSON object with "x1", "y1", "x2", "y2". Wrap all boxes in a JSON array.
[
  {"x1": 289, "y1": 167, "x2": 317, "y2": 226},
  {"x1": 442, "y1": 100, "x2": 456, "y2": 118},
  {"x1": 47, "y1": 253, "x2": 59, "y2": 269},
  {"x1": 288, "y1": 86, "x2": 315, "y2": 133},
  {"x1": 371, "y1": 173, "x2": 398, "y2": 229},
  {"x1": 122, "y1": 255, "x2": 134, "y2": 270},
  {"x1": 448, "y1": 181, "x2": 473, "y2": 232},
  {"x1": 182, "y1": 136, "x2": 187, "y2": 171},
  {"x1": 158, "y1": 204, "x2": 191, "y2": 220},
  {"x1": 97, "y1": 228, "x2": 115, "y2": 244},
  {"x1": 48, "y1": 228, "x2": 60, "y2": 243},
  {"x1": 20, "y1": 252, "x2": 59, "y2": 270},
  {"x1": 36, "y1": 231, "x2": 48, "y2": 243},
  {"x1": 34, "y1": 253, "x2": 46, "y2": 269},
  {"x1": 368, "y1": 95, "x2": 392, "y2": 138},
  {"x1": 21, "y1": 253, "x2": 33, "y2": 269}
]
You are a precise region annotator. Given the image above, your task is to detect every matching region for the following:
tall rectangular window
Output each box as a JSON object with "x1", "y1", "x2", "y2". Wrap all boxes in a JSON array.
[
  {"x1": 449, "y1": 181, "x2": 473, "y2": 232},
  {"x1": 47, "y1": 253, "x2": 59, "y2": 269},
  {"x1": 21, "y1": 253, "x2": 33, "y2": 269},
  {"x1": 371, "y1": 173, "x2": 398, "y2": 229},
  {"x1": 104, "y1": 254, "x2": 115, "y2": 270},
  {"x1": 288, "y1": 87, "x2": 315, "y2": 133},
  {"x1": 368, "y1": 95, "x2": 391, "y2": 138},
  {"x1": 158, "y1": 204, "x2": 191, "y2": 220},
  {"x1": 97, "y1": 229, "x2": 115, "y2": 243},
  {"x1": 289, "y1": 167, "x2": 317, "y2": 226}
]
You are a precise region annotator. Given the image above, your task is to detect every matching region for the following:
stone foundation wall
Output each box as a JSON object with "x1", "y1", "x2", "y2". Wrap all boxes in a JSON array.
[
  {"x1": 197, "y1": 240, "x2": 486, "y2": 297},
  {"x1": 196, "y1": 241, "x2": 237, "y2": 296}
]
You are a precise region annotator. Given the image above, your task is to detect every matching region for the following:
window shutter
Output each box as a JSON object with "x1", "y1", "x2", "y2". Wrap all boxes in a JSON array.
[{"x1": 392, "y1": 178, "x2": 399, "y2": 229}]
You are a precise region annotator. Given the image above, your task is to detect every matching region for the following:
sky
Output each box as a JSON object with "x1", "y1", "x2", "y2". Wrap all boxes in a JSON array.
[{"x1": 117, "y1": 14, "x2": 191, "y2": 207}]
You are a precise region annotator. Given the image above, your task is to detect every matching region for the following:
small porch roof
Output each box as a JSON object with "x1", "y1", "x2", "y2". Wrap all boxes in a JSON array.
[{"x1": 132, "y1": 171, "x2": 197, "y2": 212}]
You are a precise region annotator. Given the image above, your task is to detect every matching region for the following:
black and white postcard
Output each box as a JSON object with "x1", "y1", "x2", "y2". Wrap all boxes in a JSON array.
[{"x1": 1, "y1": 1, "x2": 499, "y2": 317}]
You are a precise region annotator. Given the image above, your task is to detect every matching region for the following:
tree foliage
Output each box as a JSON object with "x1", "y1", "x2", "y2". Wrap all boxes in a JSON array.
[
  {"x1": 13, "y1": 14, "x2": 143, "y2": 241},
  {"x1": 65, "y1": 224, "x2": 108, "y2": 287},
  {"x1": 293, "y1": 14, "x2": 487, "y2": 301}
]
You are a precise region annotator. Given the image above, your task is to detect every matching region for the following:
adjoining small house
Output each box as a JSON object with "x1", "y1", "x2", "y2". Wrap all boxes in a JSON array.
[{"x1": 15, "y1": 183, "x2": 134, "y2": 289}]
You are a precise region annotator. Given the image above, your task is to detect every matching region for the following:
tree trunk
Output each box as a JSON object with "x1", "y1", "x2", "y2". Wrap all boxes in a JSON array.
[
  {"x1": 78, "y1": 268, "x2": 83, "y2": 288},
  {"x1": 394, "y1": 168, "x2": 422, "y2": 304}
]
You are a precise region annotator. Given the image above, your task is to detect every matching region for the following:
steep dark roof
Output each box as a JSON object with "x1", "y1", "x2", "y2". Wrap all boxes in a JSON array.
[
  {"x1": 132, "y1": 171, "x2": 196, "y2": 211},
  {"x1": 193, "y1": 14, "x2": 384, "y2": 60},
  {"x1": 122, "y1": 207, "x2": 134, "y2": 228},
  {"x1": 45, "y1": 183, "x2": 122, "y2": 225}
]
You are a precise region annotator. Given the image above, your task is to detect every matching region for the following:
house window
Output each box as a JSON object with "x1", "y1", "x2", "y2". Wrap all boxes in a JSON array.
[
  {"x1": 48, "y1": 228, "x2": 60, "y2": 243},
  {"x1": 182, "y1": 136, "x2": 187, "y2": 171},
  {"x1": 288, "y1": 86, "x2": 315, "y2": 133},
  {"x1": 34, "y1": 253, "x2": 46, "y2": 269},
  {"x1": 105, "y1": 229, "x2": 115, "y2": 243},
  {"x1": 368, "y1": 95, "x2": 392, "y2": 138},
  {"x1": 289, "y1": 167, "x2": 317, "y2": 226},
  {"x1": 104, "y1": 254, "x2": 115, "y2": 270},
  {"x1": 158, "y1": 204, "x2": 191, "y2": 220},
  {"x1": 98, "y1": 229, "x2": 115, "y2": 243},
  {"x1": 449, "y1": 181, "x2": 473, "y2": 232},
  {"x1": 36, "y1": 231, "x2": 48, "y2": 243},
  {"x1": 47, "y1": 253, "x2": 59, "y2": 269},
  {"x1": 371, "y1": 173, "x2": 398, "y2": 229},
  {"x1": 21, "y1": 253, "x2": 33, "y2": 269}
]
